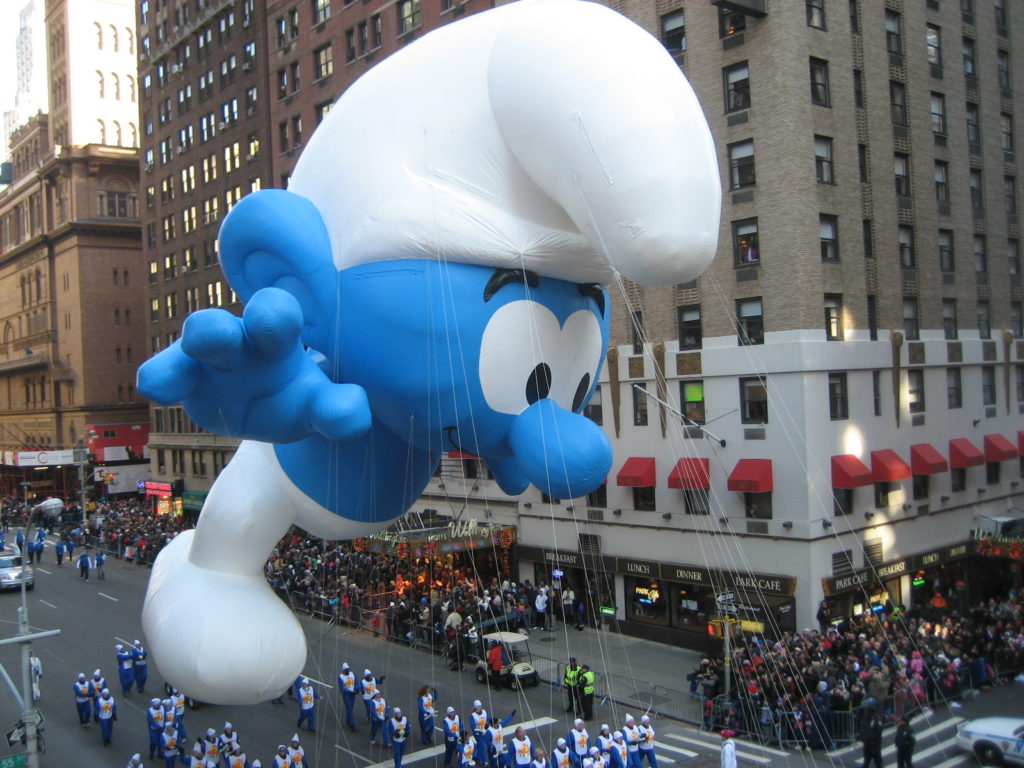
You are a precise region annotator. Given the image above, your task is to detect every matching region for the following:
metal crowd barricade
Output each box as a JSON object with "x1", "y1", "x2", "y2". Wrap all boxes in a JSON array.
[{"x1": 832, "y1": 710, "x2": 857, "y2": 747}]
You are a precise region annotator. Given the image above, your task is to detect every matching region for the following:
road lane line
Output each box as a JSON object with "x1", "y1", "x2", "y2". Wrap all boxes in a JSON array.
[
  {"x1": 655, "y1": 740, "x2": 698, "y2": 757},
  {"x1": 931, "y1": 754, "x2": 970, "y2": 768},
  {"x1": 334, "y1": 743, "x2": 375, "y2": 764},
  {"x1": 39, "y1": 599, "x2": 57, "y2": 609},
  {"x1": 98, "y1": 592, "x2": 119, "y2": 602},
  {"x1": 665, "y1": 734, "x2": 770, "y2": 765},
  {"x1": 36, "y1": 568, "x2": 52, "y2": 575}
]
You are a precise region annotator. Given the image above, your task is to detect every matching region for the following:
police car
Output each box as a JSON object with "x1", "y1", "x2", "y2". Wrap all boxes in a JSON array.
[{"x1": 955, "y1": 717, "x2": 1024, "y2": 765}]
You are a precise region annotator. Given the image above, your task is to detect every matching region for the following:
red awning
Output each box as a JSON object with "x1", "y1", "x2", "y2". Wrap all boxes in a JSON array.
[
  {"x1": 668, "y1": 458, "x2": 710, "y2": 490},
  {"x1": 949, "y1": 438, "x2": 985, "y2": 468},
  {"x1": 871, "y1": 449, "x2": 912, "y2": 483},
  {"x1": 910, "y1": 443, "x2": 948, "y2": 475},
  {"x1": 727, "y1": 459, "x2": 773, "y2": 493},
  {"x1": 831, "y1": 455, "x2": 874, "y2": 488},
  {"x1": 984, "y1": 433, "x2": 1019, "y2": 462},
  {"x1": 617, "y1": 457, "x2": 656, "y2": 487},
  {"x1": 447, "y1": 450, "x2": 480, "y2": 460}
]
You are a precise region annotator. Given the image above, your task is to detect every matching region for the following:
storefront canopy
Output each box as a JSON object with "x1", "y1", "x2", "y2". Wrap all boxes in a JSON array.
[
  {"x1": 984, "y1": 433, "x2": 1018, "y2": 462},
  {"x1": 727, "y1": 459, "x2": 773, "y2": 493},
  {"x1": 871, "y1": 449, "x2": 911, "y2": 483},
  {"x1": 830, "y1": 454, "x2": 874, "y2": 488},
  {"x1": 949, "y1": 438, "x2": 985, "y2": 468},
  {"x1": 667, "y1": 458, "x2": 710, "y2": 490},
  {"x1": 910, "y1": 443, "x2": 948, "y2": 475},
  {"x1": 616, "y1": 457, "x2": 656, "y2": 487}
]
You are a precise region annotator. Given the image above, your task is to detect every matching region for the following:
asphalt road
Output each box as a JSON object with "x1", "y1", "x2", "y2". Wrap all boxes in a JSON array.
[{"x1": 0, "y1": 541, "x2": 1020, "y2": 768}]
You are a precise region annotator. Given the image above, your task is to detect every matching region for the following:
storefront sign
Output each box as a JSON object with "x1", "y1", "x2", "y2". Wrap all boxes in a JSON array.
[
  {"x1": 823, "y1": 570, "x2": 871, "y2": 595},
  {"x1": 725, "y1": 572, "x2": 793, "y2": 596},
  {"x1": 617, "y1": 557, "x2": 660, "y2": 578},
  {"x1": 144, "y1": 481, "x2": 172, "y2": 497},
  {"x1": 946, "y1": 543, "x2": 969, "y2": 560},
  {"x1": 669, "y1": 566, "x2": 711, "y2": 585},
  {"x1": 182, "y1": 490, "x2": 208, "y2": 511},
  {"x1": 877, "y1": 560, "x2": 907, "y2": 579},
  {"x1": 369, "y1": 518, "x2": 504, "y2": 545},
  {"x1": 916, "y1": 551, "x2": 942, "y2": 568}
]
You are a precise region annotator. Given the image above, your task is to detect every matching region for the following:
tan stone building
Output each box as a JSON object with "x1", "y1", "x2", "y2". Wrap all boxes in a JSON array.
[{"x1": 0, "y1": 0, "x2": 148, "y2": 501}]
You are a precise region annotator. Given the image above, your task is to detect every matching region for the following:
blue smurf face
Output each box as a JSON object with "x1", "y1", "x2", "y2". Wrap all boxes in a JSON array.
[{"x1": 336, "y1": 260, "x2": 607, "y2": 453}]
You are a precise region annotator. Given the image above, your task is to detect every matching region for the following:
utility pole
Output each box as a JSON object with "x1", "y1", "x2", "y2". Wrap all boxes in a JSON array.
[{"x1": 1, "y1": 498, "x2": 64, "y2": 768}]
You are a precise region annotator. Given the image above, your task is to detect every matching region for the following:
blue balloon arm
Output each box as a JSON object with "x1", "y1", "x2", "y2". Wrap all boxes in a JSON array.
[{"x1": 137, "y1": 287, "x2": 372, "y2": 444}]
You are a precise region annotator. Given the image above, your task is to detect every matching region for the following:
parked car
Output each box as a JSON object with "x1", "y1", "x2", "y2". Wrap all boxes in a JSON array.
[
  {"x1": 473, "y1": 631, "x2": 539, "y2": 690},
  {"x1": 956, "y1": 717, "x2": 1024, "y2": 765},
  {"x1": 0, "y1": 549, "x2": 33, "y2": 591}
]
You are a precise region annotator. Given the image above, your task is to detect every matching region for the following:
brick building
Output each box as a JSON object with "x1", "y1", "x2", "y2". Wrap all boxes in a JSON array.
[
  {"x1": 0, "y1": 0, "x2": 149, "y2": 501},
  {"x1": 137, "y1": 0, "x2": 273, "y2": 513}
]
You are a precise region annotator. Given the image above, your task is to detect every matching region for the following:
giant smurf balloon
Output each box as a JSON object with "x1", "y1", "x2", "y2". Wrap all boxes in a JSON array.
[{"x1": 137, "y1": 0, "x2": 720, "y2": 703}]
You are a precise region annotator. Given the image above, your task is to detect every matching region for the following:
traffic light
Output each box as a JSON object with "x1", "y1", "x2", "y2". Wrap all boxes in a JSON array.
[
  {"x1": 104, "y1": 473, "x2": 117, "y2": 485},
  {"x1": 707, "y1": 621, "x2": 719, "y2": 637}
]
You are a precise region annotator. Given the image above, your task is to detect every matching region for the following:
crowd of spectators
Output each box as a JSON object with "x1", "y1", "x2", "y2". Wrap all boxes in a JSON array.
[{"x1": 689, "y1": 594, "x2": 1024, "y2": 749}]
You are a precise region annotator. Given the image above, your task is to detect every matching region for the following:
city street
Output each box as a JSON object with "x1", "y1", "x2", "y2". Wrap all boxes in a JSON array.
[{"x1": 0, "y1": 543, "x2": 1018, "y2": 767}]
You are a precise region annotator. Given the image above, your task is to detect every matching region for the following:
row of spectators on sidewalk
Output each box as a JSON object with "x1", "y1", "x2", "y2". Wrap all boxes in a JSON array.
[{"x1": 689, "y1": 594, "x2": 1023, "y2": 748}]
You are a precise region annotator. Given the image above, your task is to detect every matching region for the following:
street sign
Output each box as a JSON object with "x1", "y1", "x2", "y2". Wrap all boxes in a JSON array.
[
  {"x1": 715, "y1": 591, "x2": 735, "y2": 606},
  {"x1": 0, "y1": 753, "x2": 27, "y2": 768},
  {"x1": 5, "y1": 724, "x2": 23, "y2": 747}
]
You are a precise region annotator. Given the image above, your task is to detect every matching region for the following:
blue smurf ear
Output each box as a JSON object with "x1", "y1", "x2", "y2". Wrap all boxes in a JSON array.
[{"x1": 217, "y1": 189, "x2": 339, "y2": 355}]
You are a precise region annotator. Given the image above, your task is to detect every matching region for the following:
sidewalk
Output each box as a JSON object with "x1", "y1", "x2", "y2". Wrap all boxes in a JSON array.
[{"x1": 524, "y1": 618, "x2": 704, "y2": 722}]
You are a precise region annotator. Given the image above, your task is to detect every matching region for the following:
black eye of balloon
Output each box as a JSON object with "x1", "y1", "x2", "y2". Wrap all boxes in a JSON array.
[
  {"x1": 525, "y1": 363, "x2": 552, "y2": 405},
  {"x1": 571, "y1": 373, "x2": 591, "y2": 412}
]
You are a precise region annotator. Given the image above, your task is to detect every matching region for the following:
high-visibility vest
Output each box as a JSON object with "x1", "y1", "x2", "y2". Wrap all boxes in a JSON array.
[
  {"x1": 581, "y1": 671, "x2": 595, "y2": 695},
  {"x1": 564, "y1": 667, "x2": 580, "y2": 686}
]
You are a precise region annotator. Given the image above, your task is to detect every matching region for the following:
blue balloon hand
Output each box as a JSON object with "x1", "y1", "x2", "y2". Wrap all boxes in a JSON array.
[{"x1": 137, "y1": 287, "x2": 371, "y2": 444}]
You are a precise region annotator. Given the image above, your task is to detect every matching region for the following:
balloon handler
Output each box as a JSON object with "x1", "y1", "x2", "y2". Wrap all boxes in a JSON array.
[{"x1": 137, "y1": 0, "x2": 720, "y2": 705}]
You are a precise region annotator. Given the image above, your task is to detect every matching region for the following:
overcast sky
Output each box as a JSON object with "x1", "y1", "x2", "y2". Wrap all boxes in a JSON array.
[{"x1": 0, "y1": 2, "x2": 23, "y2": 162}]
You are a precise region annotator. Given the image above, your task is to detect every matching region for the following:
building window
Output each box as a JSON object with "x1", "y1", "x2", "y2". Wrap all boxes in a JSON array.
[
  {"x1": 935, "y1": 161, "x2": 950, "y2": 204},
  {"x1": 815, "y1": 136, "x2": 833, "y2": 183},
  {"x1": 718, "y1": 7, "x2": 745, "y2": 37},
  {"x1": 969, "y1": 168, "x2": 984, "y2": 212},
  {"x1": 872, "y1": 370, "x2": 882, "y2": 416},
  {"x1": 314, "y1": 45, "x2": 333, "y2": 80},
  {"x1": 744, "y1": 492, "x2": 772, "y2": 520},
  {"x1": 681, "y1": 380, "x2": 705, "y2": 425},
  {"x1": 898, "y1": 226, "x2": 916, "y2": 268},
  {"x1": 894, "y1": 153, "x2": 910, "y2": 197},
  {"x1": 849, "y1": 68, "x2": 864, "y2": 108},
  {"x1": 684, "y1": 489, "x2": 709, "y2": 515},
  {"x1": 1002, "y1": 113, "x2": 1015, "y2": 153},
  {"x1": 987, "y1": 461, "x2": 1001, "y2": 485},
  {"x1": 733, "y1": 218, "x2": 759, "y2": 265},
  {"x1": 874, "y1": 481, "x2": 892, "y2": 509},
  {"x1": 633, "y1": 486, "x2": 656, "y2": 512},
  {"x1": 397, "y1": 0, "x2": 421, "y2": 35},
  {"x1": 966, "y1": 103, "x2": 981, "y2": 145},
  {"x1": 982, "y1": 365, "x2": 996, "y2": 406},
  {"x1": 858, "y1": 144, "x2": 869, "y2": 182},
  {"x1": 951, "y1": 467, "x2": 966, "y2": 492},
  {"x1": 586, "y1": 483, "x2": 607, "y2": 508},
  {"x1": 997, "y1": 50, "x2": 1012, "y2": 92},
  {"x1": 630, "y1": 310, "x2": 644, "y2": 354},
  {"x1": 903, "y1": 297, "x2": 919, "y2": 340},
  {"x1": 974, "y1": 235, "x2": 988, "y2": 276},
  {"x1": 926, "y1": 25, "x2": 942, "y2": 68},
  {"x1": 833, "y1": 487, "x2": 852, "y2": 517},
  {"x1": 978, "y1": 300, "x2": 991, "y2": 339},
  {"x1": 740, "y1": 376, "x2": 768, "y2": 424},
  {"x1": 809, "y1": 58, "x2": 830, "y2": 106},
  {"x1": 661, "y1": 10, "x2": 685, "y2": 53},
  {"x1": 632, "y1": 382, "x2": 648, "y2": 426},
  {"x1": 943, "y1": 299, "x2": 958, "y2": 339},
  {"x1": 574, "y1": 380, "x2": 600, "y2": 425},
  {"x1": 885, "y1": 10, "x2": 902, "y2": 55},
  {"x1": 806, "y1": 0, "x2": 825, "y2": 29},
  {"x1": 907, "y1": 369, "x2": 925, "y2": 413},
  {"x1": 737, "y1": 297, "x2": 763, "y2": 345},
  {"x1": 947, "y1": 367, "x2": 962, "y2": 409},
  {"x1": 824, "y1": 294, "x2": 843, "y2": 340},
  {"x1": 313, "y1": 0, "x2": 330, "y2": 24},
  {"x1": 890, "y1": 81, "x2": 907, "y2": 125},
  {"x1": 828, "y1": 372, "x2": 848, "y2": 420},
  {"x1": 939, "y1": 230, "x2": 955, "y2": 272},
  {"x1": 863, "y1": 219, "x2": 874, "y2": 258},
  {"x1": 930, "y1": 92, "x2": 946, "y2": 135},
  {"x1": 1006, "y1": 176, "x2": 1018, "y2": 216},
  {"x1": 820, "y1": 214, "x2": 838, "y2": 261},
  {"x1": 728, "y1": 140, "x2": 755, "y2": 189},
  {"x1": 677, "y1": 305, "x2": 702, "y2": 350},
  {"x1": 995, "y1": 0, "x2": 1008, "y2": 30},
  {"x1": 724, "y1": 62, "x2": 750, "y2": 113}
]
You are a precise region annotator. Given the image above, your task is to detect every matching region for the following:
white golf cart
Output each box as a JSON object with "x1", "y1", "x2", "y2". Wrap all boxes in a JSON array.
[{"x1": 474, "y1": 631, "x2": 540, "y2": 690}]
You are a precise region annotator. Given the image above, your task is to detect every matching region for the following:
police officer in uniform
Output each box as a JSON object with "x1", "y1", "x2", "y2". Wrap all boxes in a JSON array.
[
  {"x1": 579, "y1": 665, "x2": 596, "y2": 721},
  {"x1": 563, "y1": 659, "x2": 581, "y2": 716}
]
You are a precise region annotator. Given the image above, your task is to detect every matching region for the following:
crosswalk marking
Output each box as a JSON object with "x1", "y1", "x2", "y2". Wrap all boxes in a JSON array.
[
  {"x1": 880, "y1": 719, "x2": 963, "y2": 758},
  {"x1": 654, "y1": 740, "x2": 698, "y2": 758},
  {"x1": 931, "y1": 753, "x2": 970, "y2": 768},
  {"x1": 346, "y1": 716, "x2": 558, "y2": 768},
  {"x1": 830, "y1": 715, "x2": 963, "y2": 759},
  {"x1": 665, "y1": 734, "x2": 771, "y2": 765}
]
